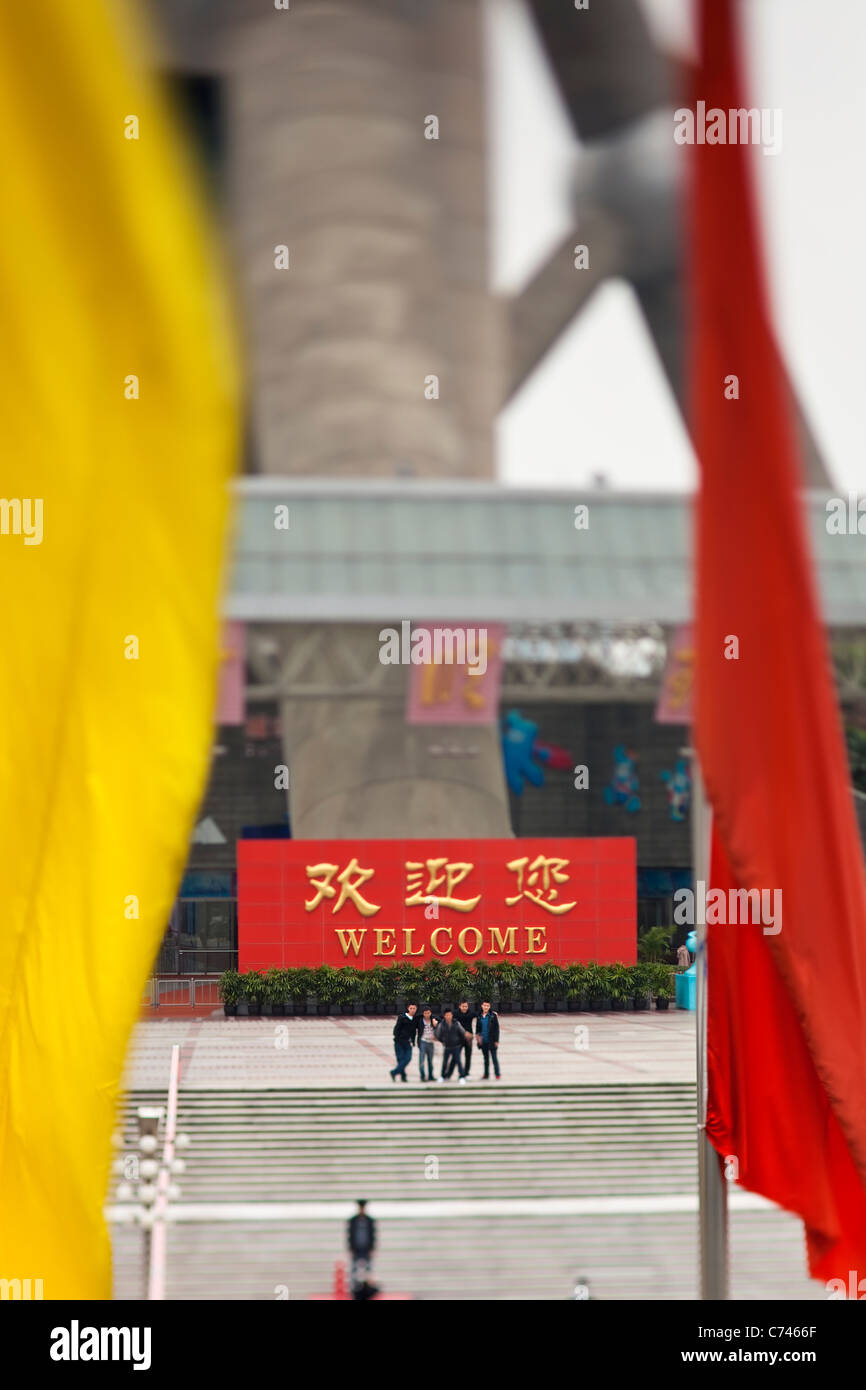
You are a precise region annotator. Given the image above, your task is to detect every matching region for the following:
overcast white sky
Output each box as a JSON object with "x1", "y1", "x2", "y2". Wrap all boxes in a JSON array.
[{"x1": 486, "y1": 0, "x2": 866, "y2": 493}]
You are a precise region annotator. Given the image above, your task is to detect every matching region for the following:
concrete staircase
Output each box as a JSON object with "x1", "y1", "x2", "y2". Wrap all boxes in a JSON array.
[
  {"x1": 113, "y1": 1082, "x2": 696, "y2": 1202},
  {"x1": 110, "y1": 1083, "x2": 821, "y2": 1300}
]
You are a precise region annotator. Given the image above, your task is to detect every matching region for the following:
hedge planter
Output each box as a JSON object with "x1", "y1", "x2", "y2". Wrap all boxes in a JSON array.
[{"x1": 218, "y1": 963, "x2": 656, "y2": 1019}]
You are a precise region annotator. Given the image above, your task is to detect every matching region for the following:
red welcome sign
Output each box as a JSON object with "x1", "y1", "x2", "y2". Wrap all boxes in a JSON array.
[{"x1": 238, "y1": 838, "x2": 636, "y2": 970}]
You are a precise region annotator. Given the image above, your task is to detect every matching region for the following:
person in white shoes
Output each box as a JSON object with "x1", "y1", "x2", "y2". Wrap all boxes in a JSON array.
[{"x1": 434, "y1": 1009, "x2": 468, "y2": 1083}]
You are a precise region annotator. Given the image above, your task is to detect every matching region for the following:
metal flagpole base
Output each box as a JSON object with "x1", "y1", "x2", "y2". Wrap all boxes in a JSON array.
[
  {"x1": 685, "y1": 745, "x2": 729, "y2": 1299},
  {"x1": 699, "y1": 1129, "x2": 729, "y2": 1299}
]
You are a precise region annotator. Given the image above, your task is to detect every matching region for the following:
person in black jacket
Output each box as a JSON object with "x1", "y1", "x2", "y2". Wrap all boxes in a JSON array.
[
  {"x1": 435, "y1": 1009, "x2": 467, "y2": 1083},
  {"x1": 475, "y1": 999, "x2": 501, "y2": 1079},
  {"x1": 389, "y1": 1002, "x2": 419, "y2": 1082},
  {"x1": 347, "y1": 1199, "x2": 376, "y2": 1290},
  {"x1": 450, "y1": 999, "x2": 476, "y2": 1078}
]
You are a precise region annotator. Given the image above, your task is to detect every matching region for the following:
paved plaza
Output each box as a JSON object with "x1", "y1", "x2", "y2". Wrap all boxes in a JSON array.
[{"x1": 124, "y1": 1010, "x2": 695, "y2": 1090}]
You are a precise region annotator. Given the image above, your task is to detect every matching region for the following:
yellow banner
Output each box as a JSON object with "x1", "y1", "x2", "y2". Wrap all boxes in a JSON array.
[{"x1": 0, "y1": 1, "x2": 237, "y2": 1297}]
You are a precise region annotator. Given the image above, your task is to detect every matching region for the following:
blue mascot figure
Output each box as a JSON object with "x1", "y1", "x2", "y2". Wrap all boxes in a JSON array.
[
  {"x1": 604, "y1": 744, "x2": 641, "y2": 812},
  {"x1": 660, "y1": 758, "x2": 691, "y2": 822},
  {"x1": 502, "y1": 709, "x2": 549, "y2": 795}
]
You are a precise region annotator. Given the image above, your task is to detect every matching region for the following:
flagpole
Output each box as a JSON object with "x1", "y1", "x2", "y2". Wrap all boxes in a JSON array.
[{"x1": 688, "y1": 748, "x2": 728, "y2": 1298}]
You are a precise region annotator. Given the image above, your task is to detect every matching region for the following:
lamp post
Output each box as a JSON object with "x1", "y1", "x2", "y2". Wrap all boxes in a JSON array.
[{"x1": 112, "y1": 1045, "x2": 188, "y2": 1298}]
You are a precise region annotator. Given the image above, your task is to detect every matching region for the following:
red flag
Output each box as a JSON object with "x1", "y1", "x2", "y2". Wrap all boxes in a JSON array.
[{"x1": 691, "y1": 0, "x2": 866, "y2": 1283}]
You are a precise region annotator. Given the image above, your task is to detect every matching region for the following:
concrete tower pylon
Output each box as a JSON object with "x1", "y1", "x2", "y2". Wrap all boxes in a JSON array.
[{"x1": 225, "y1": 0, "x2": 511, "y2": 838}]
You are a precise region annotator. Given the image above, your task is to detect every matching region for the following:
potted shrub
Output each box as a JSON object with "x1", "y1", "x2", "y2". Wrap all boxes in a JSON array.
[
  {"x1": 313, "y1": 965, "x2": 338, "y2": 1015},
  {"x1": 652, "y1": 963, "x2": 675, "y2": 1010},
  {"x1": 381, "y1": 965, "x2": 402, "y2": 1014},
  {"x1": 608, "y1": 964, "x2": 632, "y2": 1011},
  {"x1": 447, "y1": 959, "x2": 472, "y2": 1010},
  {"x1": 638, "y1": 925, "x2": 674, "y2": 964},
  {"x1": 493, "y1": 961, "x2": 518, "y2": 1013},
  {"x1": 472, "y1": 961, "x2": 495, "y2": 1009},
  {"x1": 360, "y1": 965, "x2": 386, "y2": 1015},
  {"x1": 336, "y1": 966, "x2": 364, "y2": 1014},
  {"x1": 565, "y1": 964, "x2": 586, "y2": 1012},
  {"x1": 326, "y1": 966, "x2": 347, "y2": 1014},
  {"x1": 278, "y1": 967, "x2": 298, "y2": 1016},
  {"x1": 237, "y1": 971, "x2": 250, "y2": 1016},
  {"x1": 288, "y1": 966, "x2": 316, "y2": 1016},
  {"x1": 583, "y1": 962, "x2": 609, "y2": 1011},
  {"x1": 280, "y1": 968, "x2": 299, "y2": 1017},
  {"x1": 539, "y1": 961, "x2": 566, "y2": 1011},
  {"x1": 262, "y1": 967, "x2": 279, "y2": 1017},
  {"x1": 421, "y1": 959, "x2": 448, "y2": 1012},
  {"x1": 402, "y1": 965, "x2": 424, "y2": 1007},
  {"x1": 518, "y1": 961, "x2": 542, "y2": 1012},
  {"x1": 244, "y1": 969, "x2": 266, "y2": 1017},
  {"x1": 631, "y1": 964, "x2": 652, "y2": 1011},
  {"x1": 334, "y1": 966, "x2": 361, "y2": 1014},
  {"x1": 219, "y1": 969, "x2": 241, "y2": 1017}
]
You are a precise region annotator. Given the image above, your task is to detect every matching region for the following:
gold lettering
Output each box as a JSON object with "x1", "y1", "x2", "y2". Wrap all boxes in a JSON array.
[
  {"x1": 505, "y1": 855, "x2": 575, "y2": 914},
  {"x1": 402, "y1": 927, "x2": 424, "y2": 956},
  {"x1": 405, "y1": 858, "x2": 480, "y2": 912},
  {"x1": 526, "y1": 925, "x2": 548, "y2": 955},
  {"x1": 374, "y1": 928, "x2": 396, "y2": 956},
  {"x1": 335, "y1": 928, "x2": 367, "y2": 957},
  {"x1": 457, "y1": 926, "x2": 483, "y2": 956},
  {"x1": 430, "y1": 926, "x2": 454, "y2": 956},
  {"x1": 488, "y1": 926, "x2": 517, "y2": 955},
  {"x1": 306, "y1": 858, "x2": 381, "y2": 917}
]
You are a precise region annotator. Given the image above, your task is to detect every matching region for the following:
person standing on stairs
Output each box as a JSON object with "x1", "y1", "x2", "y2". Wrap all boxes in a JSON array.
[{"x1": 347, "y1": 1199, "x2": 377, "y2": 1293}]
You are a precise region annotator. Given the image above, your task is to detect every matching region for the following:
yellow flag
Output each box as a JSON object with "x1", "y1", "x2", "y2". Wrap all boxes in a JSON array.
[{"x1": 0, "y1": 2, "x2": 237, "y2": 1297}]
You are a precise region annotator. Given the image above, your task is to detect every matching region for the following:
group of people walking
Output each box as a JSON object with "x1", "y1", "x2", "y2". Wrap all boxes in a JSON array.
[{"x1": 390, "y1": 1000, "x2": 501, "y2": 1083}]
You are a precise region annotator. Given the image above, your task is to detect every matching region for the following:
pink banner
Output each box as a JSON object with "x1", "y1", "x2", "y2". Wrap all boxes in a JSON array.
[
  {"x1": 217, "y1": 620, "x2": 245, "y2": 725},
  {"x1": 406, "y1": 622, "x2": 504, "y2": 725},
  {"x1": 655, "y1": 625, "x2": 694, "y2": 725}
]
